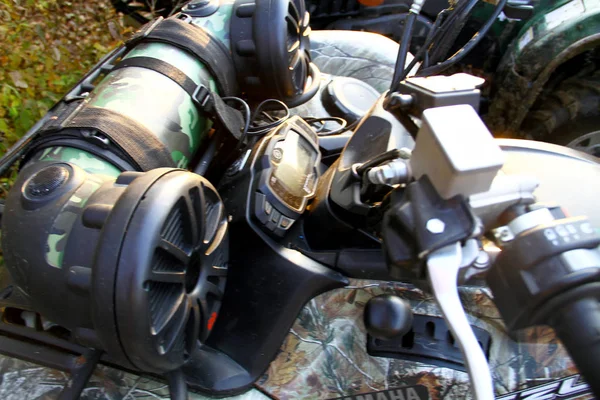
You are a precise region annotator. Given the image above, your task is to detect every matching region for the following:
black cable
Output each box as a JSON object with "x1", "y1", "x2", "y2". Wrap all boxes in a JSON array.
[
  {"x1": 401, "y1": 0, "x2": 476, "y2": 79},
  {"x1": 399, "y1": 5, "x2": 452, "y2": 82},
  {"x1": 430, "y1": 1, "x2": 473, "y2": 41},
  {"x1": 193, "y1": 138, "x2": 217, "y2": 176},
  {"x1": 304, "y1": 117, "x2": 361, "y2": 137},
  {"x1": 304, "y1": 117, "x2": 347, "y2": 124},
  {"x1": 251, "y1": 99, "x2": 289, "y2": 117},
  {"x1": 221, "y1": 96, "x2": 251, "y2": 152},
  {"x1": 314, "y1": 122, "x2": 327, "y2": 133},
  {"x1": 304, "y1": 117, "x2": 348, "y2": 135},
  {"x1": 247, "y1": 99, "x2": 290, "y2": 137},
  {"x1": 390, "y1": 12, "x2": 418, "y2": 92},
  {"x1": 427, "y1": 0, "x2": 480, "y2": 65},
  {"x1": 261, "y1": 111, "x2": 278, "y2": 122},
  {"x1": 319, "y1": 119, "x2": 360, "y2": 136},
  {"x1": 356, "y1": 149, "x2": 403, "y2": 176},
  {"x1": 417, "y1": 0, "x2": 508, "y2": 76}
]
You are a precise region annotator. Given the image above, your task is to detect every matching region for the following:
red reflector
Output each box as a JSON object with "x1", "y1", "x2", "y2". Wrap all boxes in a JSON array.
[{"x1": 207, "y1": 312, "x2": 218, "y2": 330}]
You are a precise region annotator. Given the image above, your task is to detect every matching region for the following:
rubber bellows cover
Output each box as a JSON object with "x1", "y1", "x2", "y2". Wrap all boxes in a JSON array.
[
  {"x1": 91, "y1": 168, "x2": 229, "y2": 374},
  {"x1": 231, "y1": 0, "x2": 312, "y2": 104}
]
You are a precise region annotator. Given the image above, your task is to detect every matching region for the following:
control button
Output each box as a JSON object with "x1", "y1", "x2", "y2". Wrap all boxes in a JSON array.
[
  {"x1": 272, "y1": 148, "x2": 283, "y2": 161},
  {"x1": 266, "y1": 209, "x2": 281, "y2": 232},
  {"x1": 264, "y1": 201, "x2": 273, "y2": 216},
  {"x1": 254, "y1": 193, "x2": 269, "y2": 224},
  {"x1": 279, "y1": 216, "x2": 294, "y2": 230},
  {"x1": 270, "y1": 210, "x2": 281, "y2": 225}
]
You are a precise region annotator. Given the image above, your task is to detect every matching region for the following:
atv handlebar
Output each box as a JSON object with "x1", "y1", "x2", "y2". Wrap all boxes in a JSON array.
[
  {"x1": 550, "y1": 297, "x2": 600, "y2": 395},
  {"x1": 487, "y1": 206, "x2": 600, "y2": 397}
]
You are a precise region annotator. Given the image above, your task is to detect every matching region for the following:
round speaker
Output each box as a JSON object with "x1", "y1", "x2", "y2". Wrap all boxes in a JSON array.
[
  {"x1": 3, "y1": 164, "x2": 228, "y2": 374},
  {"x1": 88, "y1": 169, "x2": 228, "y2": 373},
  {"x1": 231, "y1": 0, "x2": 319, "y2": 106},
  {"x1": 24, "y1": 164, "x2": 70, "y2": 199}
]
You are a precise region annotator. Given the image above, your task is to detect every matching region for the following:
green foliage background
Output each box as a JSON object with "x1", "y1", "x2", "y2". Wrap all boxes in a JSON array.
[
  {"x1": 0, "y1": 0, "x2": 127, "y2": 273},
  {"x1": 0, "y1": 0, "x2": 127, "y2": 193}
]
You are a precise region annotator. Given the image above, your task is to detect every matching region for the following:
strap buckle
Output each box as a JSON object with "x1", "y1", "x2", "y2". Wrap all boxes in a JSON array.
[{"x1": 192, "y1": 85, "x2": 212, "y2": 109}]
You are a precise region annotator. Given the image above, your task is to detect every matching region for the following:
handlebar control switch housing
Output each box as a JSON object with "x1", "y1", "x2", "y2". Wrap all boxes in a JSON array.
[
  {"x1": 487, "y1": 213, "x2": 600, "y2": 331},
  {"x1": 487, "y1": 207, "x2": 600, "y2": 396}
]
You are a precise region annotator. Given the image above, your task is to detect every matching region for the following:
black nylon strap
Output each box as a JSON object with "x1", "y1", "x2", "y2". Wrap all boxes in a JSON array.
[
  {"x1": 111, "y1": 56, "x2": 244, "y2": 139},
  {"x1": 111, "y1": 57, "x2": 210, "y2": 108},
  {"x1": 63, "y1": 106, "x2": 176, "y2": 171},
  {"x1": 126, "y1": 17, "x2": 238, "y2": 97}
]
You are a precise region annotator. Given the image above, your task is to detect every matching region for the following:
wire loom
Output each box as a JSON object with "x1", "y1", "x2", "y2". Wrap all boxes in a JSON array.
[{"x1": 221, "y1": 97, "x2": 359, "y2": 154}]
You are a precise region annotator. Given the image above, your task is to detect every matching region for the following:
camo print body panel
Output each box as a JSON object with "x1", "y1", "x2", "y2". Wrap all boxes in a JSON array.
[
  {"x1": 34, "y1": 146, "x2": 121, "y2": 178},
  {"x1": 256, "y1": 279, "x2": 588, "y2": 400},
  {"x1": 0, "y1": 278, "x2": 592, "y2": 398},
  {"x1": 190, "y1": 0, "x2": 235, "y2": 50},
  {"x1": 88, "y1": 42, "x2": 217, "y2": 169},
  {"x1": 44, "y1": 175, "x2": 106, "y2": 268},
  {"x1": 0, "y1": 355, "x2": 269, "y2": 400}
]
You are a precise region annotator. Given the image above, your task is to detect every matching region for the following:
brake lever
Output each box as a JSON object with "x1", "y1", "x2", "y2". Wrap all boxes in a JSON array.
[{"x1": 427, "y1": 242, "x2": 494, "y2": 400}]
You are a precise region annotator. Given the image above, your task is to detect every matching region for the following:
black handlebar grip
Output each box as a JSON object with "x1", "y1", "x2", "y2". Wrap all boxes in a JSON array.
[{"x1": 549, "y1": 297, "x2": 600, "y2": 397}]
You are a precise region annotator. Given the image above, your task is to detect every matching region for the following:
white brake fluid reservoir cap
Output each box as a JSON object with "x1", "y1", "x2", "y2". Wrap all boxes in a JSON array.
[{"x1": 410, "y1": 104, "x2": 504, "y2": 199}]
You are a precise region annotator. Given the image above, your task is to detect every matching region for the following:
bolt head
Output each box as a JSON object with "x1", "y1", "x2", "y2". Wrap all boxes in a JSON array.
[
  {"x1": 493, "y1": 226, "x2": 515, "y2": 243},
  {"x1": 426, "y1": 218, "x2": 445, "y2": 234},
  {"x1": 379, "y1": 166, "x2": 396, "y2": 182},
  {"x1": 474, "y1": 251, "x2": 490, "y2": 269}
]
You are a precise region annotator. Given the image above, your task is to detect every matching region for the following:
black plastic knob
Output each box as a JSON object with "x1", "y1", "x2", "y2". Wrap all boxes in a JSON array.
[{"x1": 364, "y1": 294, "x2": 413, "y2": 340}]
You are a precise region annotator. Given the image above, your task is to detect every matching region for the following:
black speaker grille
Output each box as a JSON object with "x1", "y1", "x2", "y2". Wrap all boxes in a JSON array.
[
  {"x1": 148, "y1": 281, "x2": 184, "y2": 333},
  {"x1": 25, "y1": 165, "x2": 69, "y2": 198},
  {"x1": 161, "y1": 202, "x2": 190, "y2": 252},
  {"x1": 152, "y1": 249, "x2": 185, "y2": 273}
]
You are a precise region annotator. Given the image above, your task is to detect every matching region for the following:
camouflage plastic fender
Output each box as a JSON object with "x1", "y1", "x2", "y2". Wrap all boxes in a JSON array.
[
  {"x1": 0, "y1": 279, "x2": 594, "y2": 399},
  {"x1": 486, "y1": 0, "x2": 600, "y2": 136}
]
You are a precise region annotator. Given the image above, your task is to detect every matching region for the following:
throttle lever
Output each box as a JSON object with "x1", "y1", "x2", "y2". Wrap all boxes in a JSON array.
[{"x1": 427, "y1": 242, "x2": 494, "y2": 400}]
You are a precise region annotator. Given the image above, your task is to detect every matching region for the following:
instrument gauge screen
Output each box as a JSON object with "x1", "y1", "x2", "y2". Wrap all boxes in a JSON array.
[{"x1": 269, "y1": 130, "x2": 318, "y2": 210}]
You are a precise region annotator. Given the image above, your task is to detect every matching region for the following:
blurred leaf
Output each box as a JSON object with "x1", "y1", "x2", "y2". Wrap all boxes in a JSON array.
[
  {"x1": 0, "y1": 118, "x2": 9, "y2": 133},
  {"x1": 8, "y1": 71, "x2": 28, "y2": 89},
  {"x1": 0, "y1": 0, "x2": 125, "y2": 151}
]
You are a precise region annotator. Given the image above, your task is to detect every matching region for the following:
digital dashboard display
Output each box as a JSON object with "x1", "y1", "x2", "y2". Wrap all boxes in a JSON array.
[{"x1": 269, "y1": 130, "x2": 317, "y2": 209}]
